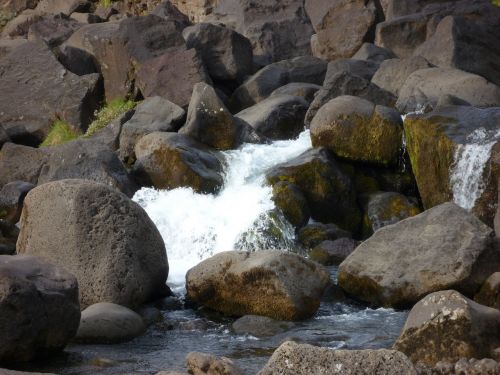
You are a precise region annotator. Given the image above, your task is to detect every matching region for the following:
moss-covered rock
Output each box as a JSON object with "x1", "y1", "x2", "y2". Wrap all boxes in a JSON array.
[
  {"x1": 266, "y1": 148, "x2": 361, "y2": 233},
  {"x1": 271, "y1": 182, "x2": 310, "y2": 229},
  {"x1": 361, "y1": 192, "x2": 421, "y2": 238},
  {"x1": 298, "y1": 222, "x2": 351, "y2": 249},
  {"x1": 310, "y1": 95, "x2": 403, "y2": 166},
  {"x1": 133, "y1": 132, "x2": 224, "y2": 194},
  {"x1": 186, "y1": 250, "x2": 331, "y2": 321},
  {"x1": 404, "y1": 105, "x2": 500, "y2": 226},
  {"x1": 474, "y1": 272, "x2": 500, "y2": 309}
]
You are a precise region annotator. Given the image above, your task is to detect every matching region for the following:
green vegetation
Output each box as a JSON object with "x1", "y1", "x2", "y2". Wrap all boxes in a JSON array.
[
  {"x1": 493, "y1": 0, "x2": 500, "y2": 6},
  {"x1": 98, "y1": 0, "x2": 112, "y2": 7},
  {"x1": 40, "y1": 120, "x2": 81, "y2": 147},
  {"x1": 84, "y1": 98, "x2": 136, "y2": 137}
]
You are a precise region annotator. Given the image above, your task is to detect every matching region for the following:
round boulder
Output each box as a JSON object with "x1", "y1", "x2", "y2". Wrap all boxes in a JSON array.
[
  {"x1": 310, "y1": 95, "x2": 403, "y2": 166},
  {"x1": 76, "y1": 302, "x2": 146, "y2": 344},
  {"x1": 186, "y1": 250, "x2": 330, "y2": 321},
  {"x1": 0, "y1": 255, "x2": 80, "y2": 363},
  {"x1": 16, "y1": 179, "x2": 168, "y2": 309}
]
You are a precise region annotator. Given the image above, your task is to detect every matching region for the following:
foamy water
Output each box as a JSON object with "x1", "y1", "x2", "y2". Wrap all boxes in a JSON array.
[{"x1": 133, "y1": 130, "x2": 312, "y2": 286}]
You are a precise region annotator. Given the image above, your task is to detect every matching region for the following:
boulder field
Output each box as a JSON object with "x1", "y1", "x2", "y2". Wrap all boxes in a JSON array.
[{"x1": 0, "y1": 0, "x2": 500, "y2": 373}]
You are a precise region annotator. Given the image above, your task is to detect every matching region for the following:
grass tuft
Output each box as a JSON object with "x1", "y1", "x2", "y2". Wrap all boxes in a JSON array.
[
  {"x1": 40, "y1": 119, "x2": 81, "y2": 147},
  {"x1": 493, "y1": 0, "x2": 500, "y2": 6},
  {"x1": 84, "y1": 98, "x2": 136, "y2": 137},
  {"x1": 98, "y1": 0, "x2": 112, "y2": 7}
]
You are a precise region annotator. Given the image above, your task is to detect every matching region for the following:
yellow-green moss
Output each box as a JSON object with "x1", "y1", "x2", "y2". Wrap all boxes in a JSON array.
[
  {"x1": 84, "y1": 98, "x2": 136, "y2": 137},
  {"x1": 40, "y1": 119, "x2": 81, "y2": 147}
]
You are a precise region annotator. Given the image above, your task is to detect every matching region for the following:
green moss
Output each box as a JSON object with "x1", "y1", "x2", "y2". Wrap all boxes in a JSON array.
[
  {"x1": 84, "y1": 98, "x2": 136, "y2": 137},
  {"x1": 493, "y1": 0, "x2": 500, "y2": 6},
  {"x1": 98, "y1": 0, "x2": 112, "y2": 7},
  {"x1": 40, "y1": 119, "x2": 81, "y2": 147}
]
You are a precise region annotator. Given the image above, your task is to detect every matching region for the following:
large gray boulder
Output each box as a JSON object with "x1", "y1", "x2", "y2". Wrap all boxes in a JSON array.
[
  {"x1": 0, "y1": 41, "x2": 102, "y2": 146},
  {"x1": 0, "y1": 255, "x2": 80, "y2": 363},
  {"x1": 338, "y1": 203, "x2": 499, "y2": 308},
  {"x1": 180, "y1": 83, "x2": 248, "y2": 150},
  {"x1": 133, "y1": 132, "x2": 224, "y2": 194},
  {"x1": 371, "y1": 56, "x2": 433, "y2": 96},
  {"x1": 396, "y1": 67, "x2": 500, "y2": 113},
  {"x1": 76, "y1": 302, "x2": 146, "y2": 344},
  {"x1": 16, "y1": 179, "x2": 168, "y2": 309},
  {"x1": 394, "y1": 290, "x2": 500, "y2": 365},
  {"x1": 186, "y1": 250, "x2": 330, "y2": 321},
  {"x1": 258, "y1": 341, "x2": 417, "y2": 375},
  {"x1": 119, "y1": 97, "x2": 186, "y2": 164},
  {"x1": 310, "y1": 95, "x2": 403, "y2": 166},
  {"x1": 305, "y1": 0, "x2": 381, "y2": 60},
  {"x1": 236, "y1": 95, "x2": 309, "y2": 141},
  {"x1": 183, "y1": 22, "x2": 253, "y2": 82}
]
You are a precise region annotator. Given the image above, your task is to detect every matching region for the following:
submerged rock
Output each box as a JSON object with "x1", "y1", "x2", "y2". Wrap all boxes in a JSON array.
[
  {"x1": 271, "y1": 182, "x2": 310, "y2": 229},
  {"x1": 394, "y1": 290, "x2": 500, "y2": 366},
  {"x1": 186, "y1": 250, "x2": 330, "y2": 321},
  {"x1": 0, "y1": 255, "x2": 80, "y2": 363},
  {"x1": 76, "y1": 302, "x2": 146, "y2": 344},
  {"x1": 338, "y1": 202, "x2": 499, "y2": 308},
  {"x1": 232, "y1": 315, "x2": 295, "y2": 337},
  {"x1": 133, "y1": 132, "x2": 224, "y2": 194},
  {"x1": 16, "y1": 179, "x2": 168, "y2": 309},
  {"x1": 258, "y1": 341, "x2": 417, "y2": 375}
]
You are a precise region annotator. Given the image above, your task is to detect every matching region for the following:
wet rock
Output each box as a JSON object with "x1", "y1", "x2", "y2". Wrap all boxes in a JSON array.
[
  {"x1": 394, "y1": 290, "x2": 500, "y2": 366},
  {"x1": 371, "y1": 56, "x2": 433, "y2": 96},
  {"x1": 305, "y1": 0, "x2": 381, "y2": 60},
  {"x1": 267, "y1": 149, "x2": 361, "y2": 233},
  {"x1": 474, "y1": 272, "x2": 500, "y2": 310},
  {"x1": 309, "y1": 238, "x2": 360, "y2": 266},
  {"x1": 186, "y1": 250, "x2": 330, "y2": 321},
  {"x1": 305, "y1": 68, "x2": 396, "y2": 127},
  {"x1": 232, "y1": 315, "x2": 295, "y2": 337},
  {"x1": 119, "y1": 97, "x2": 186, "y2": 164},
  {"x1": 236, "y1": 95, "x2": 309, "y2": 141},
  {"x1": 133, "y1": 132, "x2": 223, "y2": 194},
  {"x1": 0, "y1": 41, "x2": 102, "y2": 146},
  {"x1": 270, "y1": 83, "x2": 321, "y2": 104},
  {"x1": 137, "y1": 306, "x2": 162, "y2": 326},
  {"x1": 271, "y1": 182, "x2": 310, "y2": 229},
  {"x1": 352, "y1": 42, "x2": 396, "y2": 63},
  {"x1": 183, "y1": 22, "x2": 253, "y2": 82},
  {"x1": 338, "y1": 203, "x2": 499, "y2": 308},
  {"x1": 0, "y1": 143, "x2": 49, "y2": 186},
  {"x1": 361, "y1": 192, "x2": 420, "y2": 238},
  {"x1": 297, "y1": 223, "x2": 351, "y2": 249},
  {"x1": 397, "y1": 68, "x2": 500, "y2": 114},
  {"x1": 76, "y1": 302, "x2": 146, "y2": 344},
  {"x1": 229, "y1": 56, "x2": 327, "y2": 113},
  {"x1": 258, "y1": 341, "x2": 417, "y2": 375},
  {"x1": 0, "y1": 255, "x2": 80, "y2": 363},
  {"x1": 186, "y1": 352, "x2": 246, "y2": 375},
  {"x1": 27, "y1": 13, "x2": 82, "y2": 47},
  {"x1": 310, "y1": 95, "x2": 403, "y2": 166},
  {"x1": 206, "y1": 0, "x2": 314, "y2": 65},
  {"x1": 136, "y1": 47, "x2": 211, "y2": 109},
  {"x1": 403, "y1": 105, "x2": 500, "y2": 225},
  {"x1": 180, "y1": 83, "x2": 248, "y2": 150},
  {"x1": 38, "y1": 139, "x2": 138, "y2": 197},
  {"x1": 415, "y1": 16, "x2": 500, "y2": 88},
  {"x1": 16, "y1": 179, "x2": 168, "y2": 309},
  {"x1": 0, "y1": 181, "x2": 35, "y2": 224}
]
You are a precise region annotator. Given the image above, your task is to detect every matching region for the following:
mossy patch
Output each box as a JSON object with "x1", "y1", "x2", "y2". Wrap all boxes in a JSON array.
[
  {"x1": 40, "y1": 119, "x2": 81, "y2": 147},
  {"x1": 84, "y1": 98, "x2": 136, "y2": 137}
]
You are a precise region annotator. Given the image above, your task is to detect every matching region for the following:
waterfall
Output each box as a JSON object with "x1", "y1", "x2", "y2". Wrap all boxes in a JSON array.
[
  {"x1": 450, "y1": 128, "x2": 500, "y2": 210},
  {"x1": 133, "y1": 130, "x2": 312, "y2": 287}
]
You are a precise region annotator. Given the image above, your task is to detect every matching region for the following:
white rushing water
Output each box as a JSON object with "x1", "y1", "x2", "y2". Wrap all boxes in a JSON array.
[
  {"x1": 133, "y1": 130, "x2": 312, "y2": 286},
  {"x1": 450, "y1": 128, "x2": 500, "y2": 210}
]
